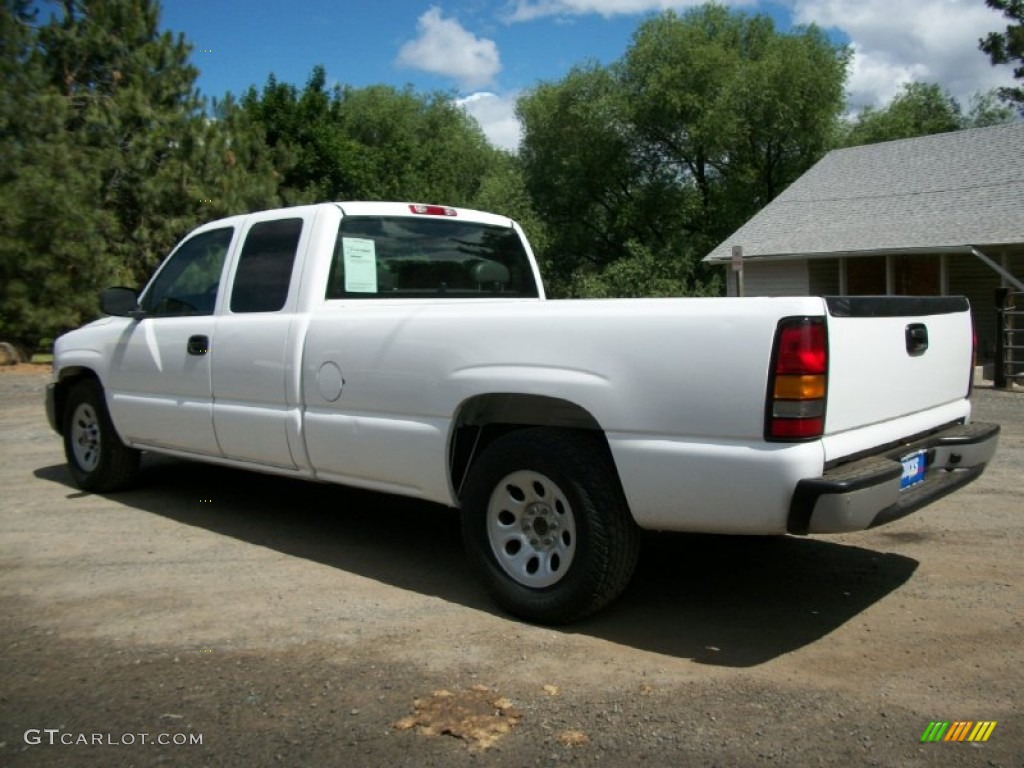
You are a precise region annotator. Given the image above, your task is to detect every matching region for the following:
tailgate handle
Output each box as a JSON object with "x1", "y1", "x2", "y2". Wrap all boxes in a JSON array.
[{"x1": 905, "y1": 323, "x2": 928, "y2": 356}]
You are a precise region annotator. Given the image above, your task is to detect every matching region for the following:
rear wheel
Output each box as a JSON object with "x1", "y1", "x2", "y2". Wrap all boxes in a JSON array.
[
  {"x1": 63, "y1": 379, "x2": 140, "y2": 492},
  {"x1": 460, "y1": 429, "x2": 640, "y2": 624}
]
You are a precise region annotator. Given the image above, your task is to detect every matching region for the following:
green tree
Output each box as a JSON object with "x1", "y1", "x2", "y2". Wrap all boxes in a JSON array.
[
  {"x1": 843, "y1": 83, "x2": 1015, "y2": 147},
  {"x1": 0, "y1": 0, "x2": 123, "y2": 353},
  {"x1": 979, "y1": 0, "x2": 1024, "y2": 113},
  {"x1": 240, "y1": 68, "x2": 340, "y2": 204},
  {"x1": 844, "y1": 82, "x2": 963, "y2": 145},
  {"x1": 470, "y1": 151, "x2": 550, "y2": 271},
  {"x1": 516, "y1": 64, "x2": 648, "y2": 293},
  {"x1": 517, "y1": 3, "x2": 848, "y2": 297},
  {"x1": 242, "y1": 66, "x2": 499, "y2": 207},
  {"x1": 622, "y1": 7, "x2": 847, "y2": 245},
  {"x1": 0, "y1": 0, "x2": 277, "y2": 351},
  {"x1": 964, "y1": 88, "x2": 1016, "y2": 126},
  {"x1": 334, "y1": 83, "x2": 495, "y2": 205},
  {"x1": 195, "y1": 94, "x2": 279, "y2": 218},
  {"x1": 35, "y1": 0, "x2": 207, "y2": 279},
  {"x1": 0, "y1": 0, "x2": 89, "y2": 355}
]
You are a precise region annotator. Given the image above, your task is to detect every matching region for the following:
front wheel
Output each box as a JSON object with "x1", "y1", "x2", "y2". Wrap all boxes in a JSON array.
[
  {"x1": 63, "y1": 379, "x2": 140, "y2": 492},
  {"x1": 460, "y1": 429, "x2": 640, "y2": 624}
]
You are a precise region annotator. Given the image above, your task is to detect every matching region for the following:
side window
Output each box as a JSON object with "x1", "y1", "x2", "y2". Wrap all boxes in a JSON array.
[
  {"x1": 229, "y1": 218, "x2": 303, "y2": 313},
  {"x1": 140, "y1": 228, "x2": 233, "y2": 317}
]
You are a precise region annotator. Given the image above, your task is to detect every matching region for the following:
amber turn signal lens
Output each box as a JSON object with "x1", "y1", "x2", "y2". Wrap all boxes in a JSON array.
[{"x1": 773, "y1": 374, "x2": 827, "y2": 400}]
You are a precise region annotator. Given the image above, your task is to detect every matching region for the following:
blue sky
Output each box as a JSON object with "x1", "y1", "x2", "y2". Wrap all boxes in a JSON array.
[{"x1": 154, "y1": 0, "x2": 1017, "y2": 150}]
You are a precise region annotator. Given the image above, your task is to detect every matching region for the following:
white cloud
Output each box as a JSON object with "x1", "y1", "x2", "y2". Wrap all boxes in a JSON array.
[
  {"x1": 505, "y1": 0, "x2": 754, "y2": 22},
  {"x1": 397, "y1": 7, "x2": 502, "y2": 90},
  {"x1": 788, "y1": 0, "x2": 1018, "y2": 108},
  {"x1": 457, "y1": 91, "x2": 522, "y2": 151},
  {"x1": 844, "y1": 42, "x2": 929, "y2": 108},
  {"x1": 504, "y1": 0, "x2": 1017, "y2": 112}
]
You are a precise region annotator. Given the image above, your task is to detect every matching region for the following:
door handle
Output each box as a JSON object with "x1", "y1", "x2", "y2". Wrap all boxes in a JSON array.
[{"x1": 187, "y1": 335, "x2": 210, "y2": 356}]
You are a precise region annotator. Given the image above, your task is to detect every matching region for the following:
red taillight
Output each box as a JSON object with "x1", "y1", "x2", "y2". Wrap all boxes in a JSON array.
[
  {"x1": 766, "y1": 317, "x2": 828, "y2": 441},
  {"x1": 770, "y1": 416, "x2": 825, "y2": 439},
  {"x1": 776, "y1": 322, "x2": 827, "y2": 374},
  {"x1": 409, "y1": 204, "x2": 457, "y2": 217}
]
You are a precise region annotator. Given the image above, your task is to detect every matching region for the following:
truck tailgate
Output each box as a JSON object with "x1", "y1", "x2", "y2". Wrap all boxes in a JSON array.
[{"x1": 823, "y1": 296, "x2": 973, "y2": 439}]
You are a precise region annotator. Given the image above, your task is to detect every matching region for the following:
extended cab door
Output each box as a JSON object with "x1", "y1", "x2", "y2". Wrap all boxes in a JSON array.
[
  {"x1": 210, "y1": 210, "x2": 311, "y2": 469},
  {"x1": 105, "y1": 226, "x2": 235, "y2": 455}
]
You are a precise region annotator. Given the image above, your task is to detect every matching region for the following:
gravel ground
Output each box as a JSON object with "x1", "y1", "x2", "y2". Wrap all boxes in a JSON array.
[{"x1": 0, "y1": 365, "x2": 1021, "y2": 767}]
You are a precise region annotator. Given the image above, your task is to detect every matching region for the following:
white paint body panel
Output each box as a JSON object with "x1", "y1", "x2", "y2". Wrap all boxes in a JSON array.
[
  {"x1": 51, "y1": 202, "x2": 979, "y2": 536},
  {"x1": 825, "y1": 312, "x2": 972, "y2": 434},
  {"x1": 207, "y1": 206, "x2": 319, "y2": 469},
  {"x1": 104, "y1": 315, "x2": 220, "y2": 455},
  {"x1": 298, "y1": 296, "x2": 827, "y2": 524}
]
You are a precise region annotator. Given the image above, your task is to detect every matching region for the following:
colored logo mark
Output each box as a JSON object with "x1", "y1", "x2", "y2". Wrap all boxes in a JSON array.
[{"x1": 921, "y1": 721, "x2": 997, "y2": 743}]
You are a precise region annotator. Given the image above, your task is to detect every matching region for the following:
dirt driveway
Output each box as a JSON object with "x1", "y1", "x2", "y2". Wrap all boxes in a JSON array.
[{"x1": 1, "y1": 365, "x2": 1021, "y2": 767}]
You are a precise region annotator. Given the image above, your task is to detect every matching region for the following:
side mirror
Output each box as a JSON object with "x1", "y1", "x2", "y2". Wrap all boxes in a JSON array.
[{"x1": 100, "y1": 287, "x2": 144, "y2": 318}]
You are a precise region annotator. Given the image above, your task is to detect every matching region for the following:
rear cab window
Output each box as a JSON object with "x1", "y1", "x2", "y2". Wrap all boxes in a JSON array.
[{"x1": 325, "y1": 215, "x2": 539, "y2": 299}]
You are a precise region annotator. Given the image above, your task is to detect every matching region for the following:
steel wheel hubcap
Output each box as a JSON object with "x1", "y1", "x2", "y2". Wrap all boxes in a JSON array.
[
  {"x1": 71, "y1": 403, "x2": 101, "y2": 472},
  {"x1": 486, "y1": 470, "x2": 577, "y2": 588}
]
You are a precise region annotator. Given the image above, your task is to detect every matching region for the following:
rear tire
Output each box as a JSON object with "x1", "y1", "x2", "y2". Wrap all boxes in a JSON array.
[
  {"x1": 63, "y1": 379, "x2": 140, "y2": 492},
  {"x1": 460, "y1": 428, "x2": 640, "y2": 624}
]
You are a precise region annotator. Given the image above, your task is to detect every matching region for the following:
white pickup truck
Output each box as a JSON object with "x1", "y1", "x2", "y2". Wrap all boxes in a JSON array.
[{"x1": 46, "y1": 202, "x2": 999, "y2": 623}]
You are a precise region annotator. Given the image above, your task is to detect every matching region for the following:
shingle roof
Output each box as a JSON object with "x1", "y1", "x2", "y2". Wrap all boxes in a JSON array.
[{"x1": 704, "y1": 122, "x2": 1024, "y2": 262}]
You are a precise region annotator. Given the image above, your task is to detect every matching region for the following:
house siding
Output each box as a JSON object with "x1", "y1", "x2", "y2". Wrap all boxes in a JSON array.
[
  {"x1": 736, "y1": 251, "x2": 1022, "y2": 361},
  {"x1": 733, "y1": 260, "x2": 809, "y2": 297}
]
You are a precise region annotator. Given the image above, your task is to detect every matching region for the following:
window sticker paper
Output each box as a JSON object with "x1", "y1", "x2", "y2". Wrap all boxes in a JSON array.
[{"x1": 342, "y1": 237, "x2": 378, "y2": 293}]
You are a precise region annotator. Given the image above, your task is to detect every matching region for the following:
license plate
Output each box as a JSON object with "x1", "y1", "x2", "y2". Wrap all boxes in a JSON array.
[{"x1": 900, "y1": 450, "x2": 927, "y2": 490}]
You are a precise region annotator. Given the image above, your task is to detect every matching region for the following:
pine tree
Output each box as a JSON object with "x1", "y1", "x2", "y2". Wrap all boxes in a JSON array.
[
  {"x1": 0, "y1": 0, "x2": 277, "y2": 351},
  {"x1": 979, "y1": 0, "x2": 1024, "y2": 113}
]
